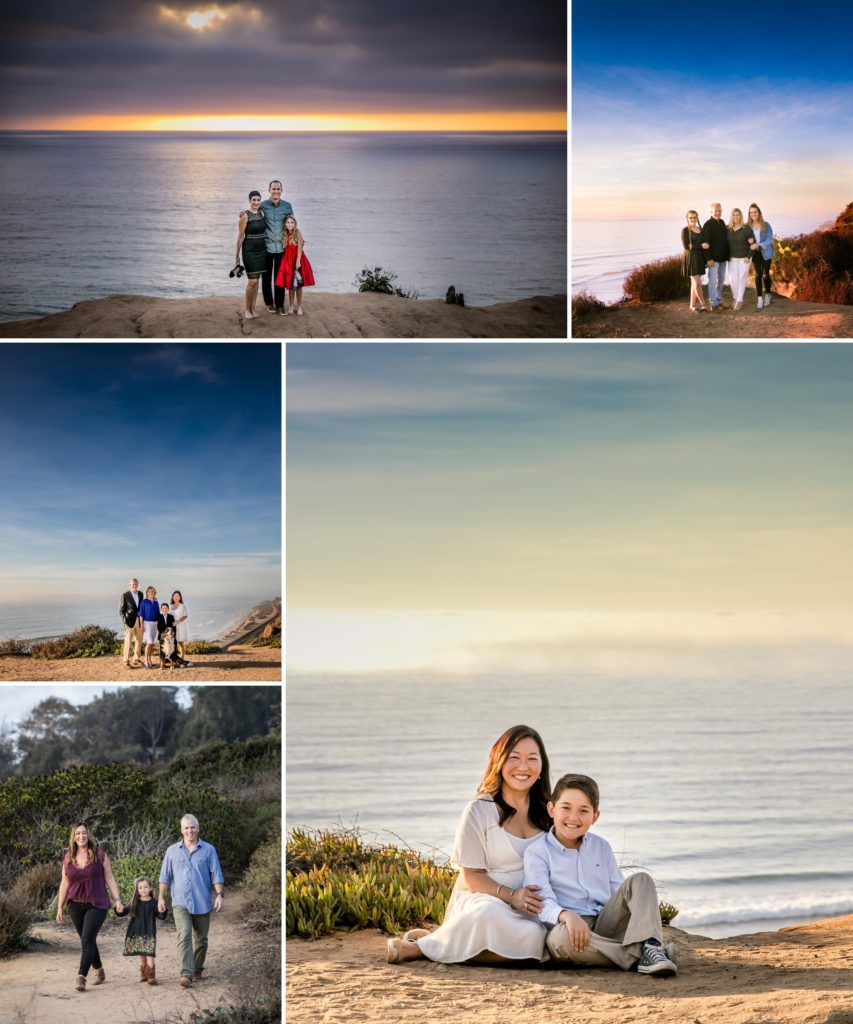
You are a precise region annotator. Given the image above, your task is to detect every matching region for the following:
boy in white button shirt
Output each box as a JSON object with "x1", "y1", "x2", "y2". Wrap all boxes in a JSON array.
[{"x1": 523, "y1": 773, "x2": 677, "y2": 975}]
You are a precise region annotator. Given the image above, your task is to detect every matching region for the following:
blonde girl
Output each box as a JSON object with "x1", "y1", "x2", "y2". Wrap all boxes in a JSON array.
[
  {"x1": 274, "y1": 214, "x2": 315, "y2": 315},
  {"x1": 681, "y1": 210, "x2": 710, "y2": 312},
  {"x1": 726, "y1": 208, "x2": 754, "y2": 310}
]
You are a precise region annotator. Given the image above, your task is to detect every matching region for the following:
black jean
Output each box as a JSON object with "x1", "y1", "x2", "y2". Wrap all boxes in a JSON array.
[
  {"x1": 261, "y1": 251, "x2": 286, "y2": 311},
  {"x1": 752, "y1": 253, "x2": 772, "y2": 297},
  {"x1": 67, "y1": 901, "x2": 107, "y2": 976}
]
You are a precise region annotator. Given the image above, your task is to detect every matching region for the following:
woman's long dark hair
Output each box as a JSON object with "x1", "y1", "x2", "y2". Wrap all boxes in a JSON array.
[{"x1": 477, "y1": 725, "x2": 552, "y2": 831}]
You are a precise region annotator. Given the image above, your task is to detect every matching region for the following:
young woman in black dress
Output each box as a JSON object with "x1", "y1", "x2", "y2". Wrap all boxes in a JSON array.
[
  {"x1": 681, "y1": 210, "x2": 711, "y2": 312},
  {"x1": 235, "y1": 190, "x2": 267, "y2": 319}
]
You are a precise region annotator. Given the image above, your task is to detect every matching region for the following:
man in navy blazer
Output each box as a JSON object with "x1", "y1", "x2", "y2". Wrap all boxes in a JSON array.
[{"x1": 119, "y1": 577, "x2": 143, "y2": 668}]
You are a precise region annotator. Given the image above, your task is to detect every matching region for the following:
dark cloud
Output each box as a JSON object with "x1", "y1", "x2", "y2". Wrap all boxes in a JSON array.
[{"x1": 0, "y1": 1, "x2": 566, "y2": 120}]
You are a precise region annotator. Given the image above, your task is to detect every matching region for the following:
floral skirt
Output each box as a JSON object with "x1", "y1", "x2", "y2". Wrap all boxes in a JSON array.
[{"x1": 124, "y1": 933, "x2": 157, "y2": 956}]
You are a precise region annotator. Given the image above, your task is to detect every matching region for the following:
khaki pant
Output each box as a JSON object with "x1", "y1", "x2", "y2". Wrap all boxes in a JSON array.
[
  {"x1": 122, "y1": 621, "x2": 143, "y2": 663},
  {"x1": 546, "y1": 871, "x2": 662, "y2": 970},
  {"x1": 172, "y1": 906, "x2": 210, "y2": 977}
]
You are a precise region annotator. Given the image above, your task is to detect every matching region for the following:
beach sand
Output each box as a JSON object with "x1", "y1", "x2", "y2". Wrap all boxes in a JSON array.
[
  {"x1": 0, "y1": 292, "x2": 567, "y2": 339},
  {"x1": 0, "y1": 890, "x2": 279, "y2": 1024},
  {"x1": 285, "y1": 915, "x2": 853, "y2": 1024},
  {"x1": 0, "y1": 645, "x2": 281, "y2": 681},
  {"x1": 573, "y1": 292, "x2": 853, "y2": 339}
]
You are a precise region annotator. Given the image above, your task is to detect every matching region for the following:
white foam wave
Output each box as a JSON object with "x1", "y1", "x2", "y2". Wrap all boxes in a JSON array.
[{"x1": 677, "y1": 891, "x2": 853, "y2": 926}]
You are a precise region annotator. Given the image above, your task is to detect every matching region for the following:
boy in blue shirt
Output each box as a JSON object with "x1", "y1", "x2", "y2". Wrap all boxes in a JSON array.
[{"x1": 523, "y1": 773, "x2": 677, "y2": 976}]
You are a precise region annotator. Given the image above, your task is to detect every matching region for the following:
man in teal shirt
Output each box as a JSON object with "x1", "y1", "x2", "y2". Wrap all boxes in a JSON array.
[
  {"x1": 260, "y1": 179, "x2": 294, "y2": 313},
  {"x1": 159, "y1": 813, "x2": 224, "y2": 987}
]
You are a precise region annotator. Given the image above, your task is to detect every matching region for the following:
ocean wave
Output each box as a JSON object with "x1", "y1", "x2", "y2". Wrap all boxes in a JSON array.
[{"x1": 676, "y1": 892, "x2": 853, "y2": 926}]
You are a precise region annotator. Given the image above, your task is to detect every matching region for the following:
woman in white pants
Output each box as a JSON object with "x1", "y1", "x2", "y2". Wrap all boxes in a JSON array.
[{"x1": 727, "y1": 209, "x2": 754, "y2": 310}]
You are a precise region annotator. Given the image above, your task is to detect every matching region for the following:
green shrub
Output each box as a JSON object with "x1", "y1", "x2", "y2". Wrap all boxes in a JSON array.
[
  {"x1": 150, "y1": 783, "x2": 246, "y2": 874},
  {"x1": 187, "y1": 997, "x2": 282, "y2": 1024},
  {"x1": 11, "y1": 863, "x2": 60, "y2": 913},
  {"x1": 167, "y1": 736, "x2": 280, "y2": 785},
  {"x1": 659, "y1": 901, "x2": 679, "y2": 925},
  {"x1": 30, "y1": 625, "x2": 119, "y2": 659},
  {"x1": 286, "y1": 827, "x2": 455, "y2": 940},
  {"x1": 184, "y1": 641, "x2": 223, "y2": 654},
  {"x1": 572, "y1": 289, "x2": 606, "y2": 321},
  {"x1": 623, "y1": 255, "x2": 690, "y2": 302},
  {"x1": 354, "y1": 265, "x2": 398, "y2": 294},
  {"x1": 243, "y1": 822, "x2": 281, "y2": 930},
  {"x1": 0, "y1": 892, "x2": 31, "y2": 957},
  {"x1": 111, "y1": 855, "x2": 163, "y2": 907}
]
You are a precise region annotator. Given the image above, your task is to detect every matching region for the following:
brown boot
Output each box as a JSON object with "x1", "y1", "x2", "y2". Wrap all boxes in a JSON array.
[
  {"x1": 139, "y1": 960, "x2": 148, "y2": 982},
  {"x1": 93, "y1": 967, "x2": 105, "y2": 985},
  {"x1": 76, "y1": 975, "x2": 86, "y2": 992},
  {"x1": 147, "y1": 964, "x2": 157, "y2": 985}
]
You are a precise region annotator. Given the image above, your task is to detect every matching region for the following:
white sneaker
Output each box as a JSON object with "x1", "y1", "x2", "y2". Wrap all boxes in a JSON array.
[
  {"x1": 764, "y1": 293, "x2": 772, "y2": 305},
  {"x1": 757, "y1": 296, "x2": 764, "y2": 309}
]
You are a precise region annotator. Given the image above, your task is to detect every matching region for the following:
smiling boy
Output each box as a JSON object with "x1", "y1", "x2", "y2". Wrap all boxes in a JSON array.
[{"x1": 523, "y1": 773, "x2": 677, "y2": 976}]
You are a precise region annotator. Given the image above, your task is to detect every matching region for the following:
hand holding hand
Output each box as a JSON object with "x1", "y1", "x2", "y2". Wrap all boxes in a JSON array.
[
  {"x1": 559, "y1": 909, "x2": 591, "y2": 952},
  {"x1": 510, "y1": 885, "x2": 543, "y2": 917},
  {"x1": 115, "y1": 900, "x2": 124, "y2": 914},
  {"x1": 158, "y1": 897, "x2": 166, "y2": 914}
]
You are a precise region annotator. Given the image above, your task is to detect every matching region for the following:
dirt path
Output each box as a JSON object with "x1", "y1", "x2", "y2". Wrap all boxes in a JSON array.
[
  {"x1": 0, "y1": 891, "x2": 278, "y2": 1024},
  {"x1": 573, "y1": 292, "x2": 853, "y2": 338},
  {"x1": 286, "y1": 915, "x2": 853, "y2": 1024},
  {"x1": 0, "y1": 645, "x2": 281, "y2": 681},
  {"x1": 0, "y1": 292, "x2": 567, "y2": 339}
]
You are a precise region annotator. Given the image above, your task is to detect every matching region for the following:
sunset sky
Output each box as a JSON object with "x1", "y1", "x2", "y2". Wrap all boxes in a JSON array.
[
  {"x1": 288, "y1": 343, "x2": 853, "y2": 675},
  {"x1": 0, "y1": 1, "x2": 566, "y2": 130},
  {"x1": 573, "y1": 0, "x2": 852, "y2": 223}
]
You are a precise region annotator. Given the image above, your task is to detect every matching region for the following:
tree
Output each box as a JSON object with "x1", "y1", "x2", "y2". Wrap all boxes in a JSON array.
[
  {"x1": 178, "y1": 687, "x2": 280, "y2": 747},
  {"x1": 17, "y1": 697, "x2": 77, "y2": 775},
  {"x1": 0, "y1": 721, "x2": 18, "y2": 779}
]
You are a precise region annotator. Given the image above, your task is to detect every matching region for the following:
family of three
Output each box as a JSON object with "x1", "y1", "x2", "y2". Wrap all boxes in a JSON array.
[
  {"x1": 682, "y1": 202, "x2": 774, "y2": 312},
  {"x1": 57, "y1": 815, "x2": 224, "y2": 991},
  {"x1": 387, "y1": 725, "x2": 677, "y2": 977},
  {"x1": 233, "y1": 178, "x2": 316, "y2": 320},
  {"x1": 119, "y1": 578, "x2": 191, "y2": 670}
]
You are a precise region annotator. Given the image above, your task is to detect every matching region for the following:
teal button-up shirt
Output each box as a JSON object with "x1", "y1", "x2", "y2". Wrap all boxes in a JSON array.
[
  {"x1": 159, "y1": 838, "x2": 224, "y2": 914},
  {"x1": 260, "y1": 197, "x2": 294, "y2": 254}
]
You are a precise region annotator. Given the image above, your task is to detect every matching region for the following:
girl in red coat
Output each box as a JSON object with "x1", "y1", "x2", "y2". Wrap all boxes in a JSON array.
[{"x1": 275, "y1": 214, "x2": 315, "y2": 315}]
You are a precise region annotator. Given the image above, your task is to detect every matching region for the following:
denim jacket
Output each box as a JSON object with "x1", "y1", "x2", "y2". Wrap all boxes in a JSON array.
[{"x1": 751, "y1": 221, "x2": 774, "y2": 260}]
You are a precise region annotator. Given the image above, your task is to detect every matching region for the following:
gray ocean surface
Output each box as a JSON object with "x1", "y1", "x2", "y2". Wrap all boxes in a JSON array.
[
  {"x1": 0, "y1": 131, "x2": 566, "y2": 321},
  {"x1": 0, "y1": 595, "x2": 264, "y2": 642},
  {"x1": 287, "y1": 672, "x2": 853, "y2": 937}
]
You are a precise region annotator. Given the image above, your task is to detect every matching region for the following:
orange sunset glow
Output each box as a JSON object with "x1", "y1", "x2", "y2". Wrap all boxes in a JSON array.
[{"x1": 15, "y1": 111, "x2": 566, "y2": 132}]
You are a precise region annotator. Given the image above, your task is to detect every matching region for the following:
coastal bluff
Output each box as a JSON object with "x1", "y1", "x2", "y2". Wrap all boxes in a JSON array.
[
  {"x1": 287, "y1": 914, "x2": 853, "y2": 1024},
  {"x1": 0, "y1": 291, "x2": 567, "y2": 339},
  {"x1": 573, "y1": 292, "x2": 853, "y2": 339}
]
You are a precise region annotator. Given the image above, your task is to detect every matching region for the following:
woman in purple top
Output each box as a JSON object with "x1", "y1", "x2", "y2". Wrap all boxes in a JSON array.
[{"x1": 56, "y1": 822, "x2": 124, "y2": 992}]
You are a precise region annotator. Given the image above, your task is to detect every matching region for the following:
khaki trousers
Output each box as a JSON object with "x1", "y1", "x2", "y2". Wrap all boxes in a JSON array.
[
  {"x1": 122, "y1": 621, "x2": 142, "y2": 663},
  {"x1": 546, "y1": 871, "x2": 662, "y2": 970},
  {"x1": 172, "y1": 907, "x2": 210, "y2": 977}
]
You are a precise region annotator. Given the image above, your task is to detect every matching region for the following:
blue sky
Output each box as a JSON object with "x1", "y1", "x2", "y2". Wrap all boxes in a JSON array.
[
  {"x1": 573, "y1": 0, "x2": 853, "y2": 222},
  {"x1": 0, "y1": 344, "x2": 280, "y2": 601},
  {"x1": 288, "y1": 343, "x2": 853, "y2": 673}
]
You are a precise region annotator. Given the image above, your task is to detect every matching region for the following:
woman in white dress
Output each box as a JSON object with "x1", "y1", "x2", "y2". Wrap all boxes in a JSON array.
[
  {"x1": 387, "y1": 724, "x2": 552, "y2": 965},
  {"x1": 170, "y1": 590, "x2": 192, "y2": 667}
]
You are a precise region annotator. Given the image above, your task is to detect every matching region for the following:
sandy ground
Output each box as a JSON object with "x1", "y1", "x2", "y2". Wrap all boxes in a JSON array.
[
  {"x1": 572, "y1": 291, "x2": 853, "y2": 339},
  {"x1": 0, "y1": 644, "x2": 281, "y2": 681},
  {"x1": 0, "y1": 891, "x2": 279, "y2": 1024},
  {"x1": 285, "y1": 916, "x2": 853, "y2": 1024},
  {"x1": 0, "y1": 292, "x2": 567, "y2": 339}
]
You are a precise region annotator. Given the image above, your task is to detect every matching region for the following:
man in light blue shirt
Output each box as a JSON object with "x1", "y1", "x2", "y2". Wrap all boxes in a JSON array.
[
  {"x1": 259, "y1": 179, "x2": 294, "y2": 313},
  {"x1": 523, "y1": 773, "x2": 677, "y2": 975},
  {"x1": 159, "y1": 813, "x2": 224, "y2": 987}
]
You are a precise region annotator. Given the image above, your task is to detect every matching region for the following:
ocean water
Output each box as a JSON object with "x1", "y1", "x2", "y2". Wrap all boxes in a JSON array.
[
  {"x1": 287, "y1": 671, "x2": 853, "y2": 937},
  {"x1": 0, "y1": 131, "x2": 566, "y2": 320},
  {"x1": 573, "y1": 216, "x2": 824, "y2": 304},
  {"x1": 0, "y1": 595, "x2": 263, "y2": 642}
]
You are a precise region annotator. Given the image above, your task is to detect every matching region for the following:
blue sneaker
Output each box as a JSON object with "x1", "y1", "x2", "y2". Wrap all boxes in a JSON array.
[{"x1": 638, "y1": 941, "x2": 677, "y2": 976}]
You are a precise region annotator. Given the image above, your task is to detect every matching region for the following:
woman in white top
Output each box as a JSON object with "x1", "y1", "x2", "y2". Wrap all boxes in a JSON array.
[
  {"x1": 170, "y1": 590, "x2": 192, "y2": 667},
  {"x1": 387, "y1": 725, "x2": 551, "y2": 965}
]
